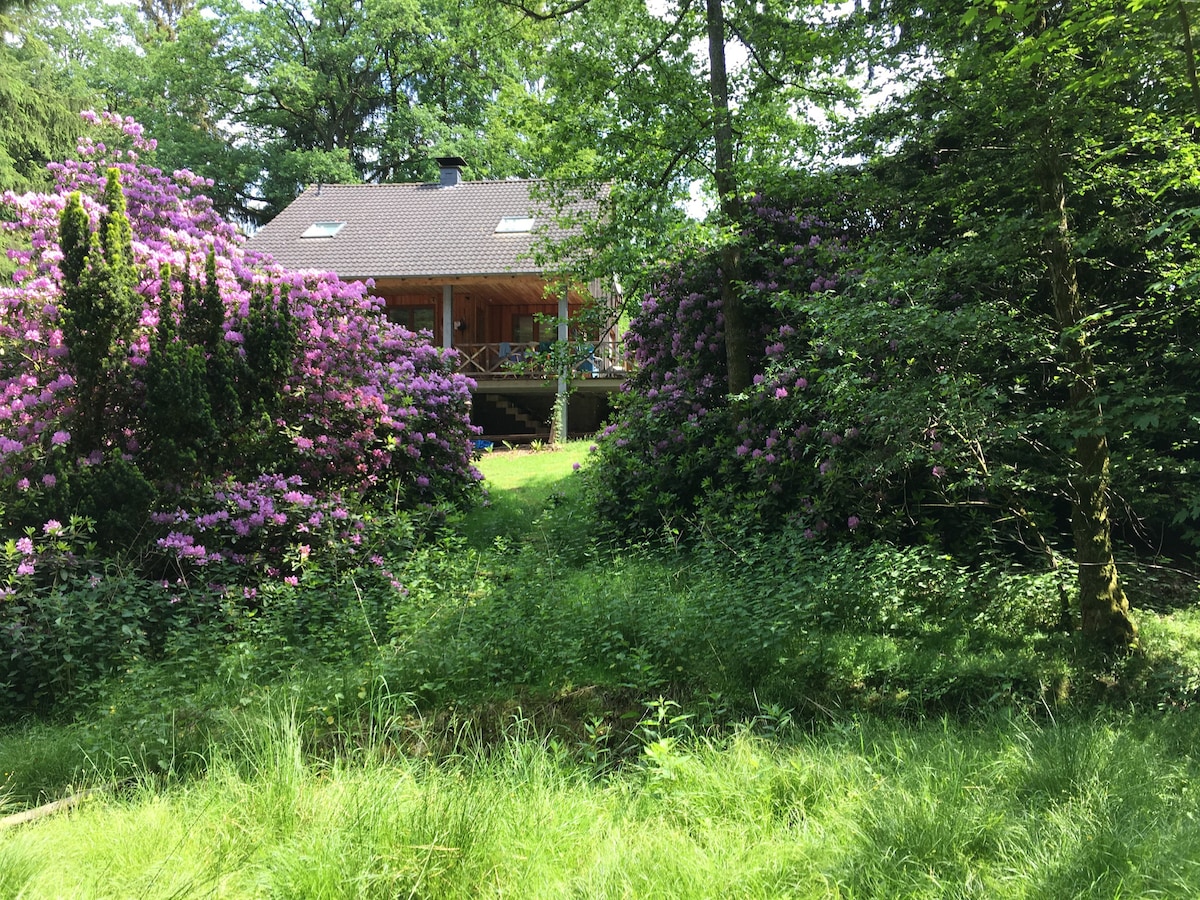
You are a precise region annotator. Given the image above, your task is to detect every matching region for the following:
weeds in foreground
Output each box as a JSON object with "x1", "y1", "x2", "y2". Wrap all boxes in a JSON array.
[
  {"x1": 4, "y1": 704, "x2": 1200, "y2": 898},
  {"x1": 4, "y1": 443, "x2": 1200, "y2": 896}
]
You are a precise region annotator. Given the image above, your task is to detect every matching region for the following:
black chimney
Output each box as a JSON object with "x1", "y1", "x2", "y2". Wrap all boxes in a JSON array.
[{"x1": 436, "y1": 156, "x2": 467, "y2": 187}]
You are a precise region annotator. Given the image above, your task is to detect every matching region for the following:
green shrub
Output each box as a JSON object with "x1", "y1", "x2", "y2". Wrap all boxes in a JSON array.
[{"x1": 0, "y1": 518, "x2": 176, "y2": 710}]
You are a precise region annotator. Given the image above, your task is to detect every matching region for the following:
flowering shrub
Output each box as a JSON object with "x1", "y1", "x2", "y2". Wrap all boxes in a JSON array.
[
  {"x1": 151, "y1": 474, "x2": 373, "y2": 580},
  {"x1": 0, "y1": 112, "x2": 481, "y2": 566},
  {"x1": 587, "y1": 189, "x2": 1031, "y2": 549},
  {"x1": 587, "y1": 193, "x2": 859, "y2": 538}
]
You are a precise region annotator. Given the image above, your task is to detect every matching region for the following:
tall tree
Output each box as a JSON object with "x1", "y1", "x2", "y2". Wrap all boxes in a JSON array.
[
  {"x1": 21, "y1": 0, "x2": 258, "y2": 221},
  {"x1": 515, "y1": 0, "x2": 855, "y2": 388},
  {"x1": 0, "y1": 3, "x2": 90, "y2": 193},
  {"x1": 706, "y1": 0, "x2": 750, "y2": 392},
  {"x1": 830, "y1": 0, "x2": 1200, "y2": 649},
  {"x1": 28, "y1": 0, "x2": 554, "y2": 223},
  {"x1": 193, "y1": 0, "x2": 554, "y2": 219},
  {"x1": 1024, "y1": 4, "x2": 1137, "y2": 647}
]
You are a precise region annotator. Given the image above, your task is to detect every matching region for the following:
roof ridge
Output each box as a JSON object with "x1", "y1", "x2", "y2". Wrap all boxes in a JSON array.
[{"x1": 303, "y1": 178, "x2": 549, "y2": 190}]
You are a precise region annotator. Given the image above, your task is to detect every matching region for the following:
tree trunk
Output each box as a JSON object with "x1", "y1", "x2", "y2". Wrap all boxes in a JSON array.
[
  {"x1": 1037, "y1": 129, "x2": 1137, "y2": 651},
  {"x1": 1179, "y1": 1, "x2": 1200, "y2": 122},
  {"x1": 706, "y1": 0, "x2": 751, "y2": 394}
]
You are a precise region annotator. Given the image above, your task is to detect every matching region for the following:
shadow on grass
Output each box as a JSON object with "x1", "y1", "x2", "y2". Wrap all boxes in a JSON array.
[
  {"x1": 460, "y1": 446, "x2": 590, "y2": 549},
  {"x1": 460, "y1": 474, "x2": 574, "y2": 548}
]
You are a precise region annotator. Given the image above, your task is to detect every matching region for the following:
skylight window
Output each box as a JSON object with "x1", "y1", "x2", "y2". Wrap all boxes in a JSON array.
[
  {"x1": 302, "y1": 221, "x2": 345, "y2": 238},
  {"x1": 495, "y1": 216, "x2": 536, "y2": 234}
]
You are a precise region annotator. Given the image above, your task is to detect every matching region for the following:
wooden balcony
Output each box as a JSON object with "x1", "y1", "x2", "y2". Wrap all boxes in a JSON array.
[{"x1": 452, "y1": 340, "x2": 631, "y2": 382}]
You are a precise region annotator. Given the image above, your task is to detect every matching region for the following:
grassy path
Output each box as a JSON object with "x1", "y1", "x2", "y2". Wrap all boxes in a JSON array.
[{"x1": 459, "y1": 443, "x2": 590, "y2": 548}]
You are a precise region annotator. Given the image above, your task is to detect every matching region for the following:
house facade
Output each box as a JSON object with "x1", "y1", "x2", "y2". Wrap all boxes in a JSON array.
[{"x1": 244, "y1": 159, "x2": 624, "y2": 440}]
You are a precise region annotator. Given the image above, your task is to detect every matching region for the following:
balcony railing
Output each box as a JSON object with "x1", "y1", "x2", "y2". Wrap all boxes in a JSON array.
[{"x1": 452, "y1": 340, "x2": 631, "y2": 379}]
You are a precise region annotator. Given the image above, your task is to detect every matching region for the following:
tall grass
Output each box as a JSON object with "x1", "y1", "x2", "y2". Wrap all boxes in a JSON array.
[
  {"x1": 4, "y1": 706, "x2": 1200, "y2": 897},
  {"x1": 4, "y1": 441, "x2": 1200, "y2": 896}
]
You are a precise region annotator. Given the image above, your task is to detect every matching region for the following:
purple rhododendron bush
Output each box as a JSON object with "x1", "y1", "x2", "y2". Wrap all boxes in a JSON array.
[
  {"x1": 585, "y1": 188, "x2": 1036, "y2": 552},
  {"x1": 589, "y1": 179, "x2": 1192, "y2": 568},
  {"x1": 587, "y1": 192, "x2": 867, "y2": 541},
  {"x1": 0, "y1": 114, "x2": 480, "y2": 708}
]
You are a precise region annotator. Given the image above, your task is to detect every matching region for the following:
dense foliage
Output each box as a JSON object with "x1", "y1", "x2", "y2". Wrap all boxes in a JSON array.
[
  {"x1": 0, "y1": 2, "x2": 88, "y2": 196},
  {"x1": 0, "y1": 114, "x2": 480, "y2": 707},
  {"x1": 589, "y1": 166, "x2": 1200, "y2": 584},
  {"x1": 22, "y1": 0, "x2": 561, "y2": 224},
  {"x1": 588, "y1": 193, "x2": 855, "y2": 538},
  {"x1": 580, "y1": 1, "x2": 1200, "y2": 653},
  {"x1": 588, "y1": 187, "x2": 992, "y2": 547}
]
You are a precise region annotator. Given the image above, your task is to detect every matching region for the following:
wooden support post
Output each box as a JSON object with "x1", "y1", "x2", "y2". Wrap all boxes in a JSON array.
[
  {"x1": 554, "y1": 286, "x2": 569, "y2": 443},
  {"x1": 442, "y1": 285, "x2": 453, "y2": 350}
]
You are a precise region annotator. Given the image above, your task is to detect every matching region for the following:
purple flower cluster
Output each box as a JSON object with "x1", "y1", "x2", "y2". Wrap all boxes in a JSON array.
[
  {"x1": 152, "y1": 474, "x2": 366, "y2": 575},
  {"x1": 1, "y1": 113, "x2": 482, "y2": 572},
  {"x1": 590, "y1": 191, "x2": 879, "y2": 537},
  {"x1": 2, "y1": 517, "x2": 75, "y2": 589}
]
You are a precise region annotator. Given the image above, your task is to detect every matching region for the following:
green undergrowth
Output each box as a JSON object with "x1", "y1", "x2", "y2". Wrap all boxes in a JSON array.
[
  {"x1": 4, "y1": 444, "x2": 1200, "y2": 895},
  {"x1": 5, "y1": 705, "x2": 1200, "y2": 898}
]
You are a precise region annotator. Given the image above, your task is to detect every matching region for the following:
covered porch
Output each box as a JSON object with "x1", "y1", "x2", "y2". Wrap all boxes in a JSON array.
[
  {"x1": 372, "y1": 273, "x2": 626, "y2": 439},
  {"x1": 451, "y1": 339, "x2": 628, "y2": 379}
]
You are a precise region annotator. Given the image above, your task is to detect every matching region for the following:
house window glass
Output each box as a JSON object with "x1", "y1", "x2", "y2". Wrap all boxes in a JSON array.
[
  {"x1": 387, "y1": 305, "x2": 436, "y2": 334},
  {"x1": 412, "y1": 307, "x2": 435, "y2": 333},
  {"x1": 513, "y1": 314, "x2": 542, "y2": 344},
  {"x1": 301, "y1": 221, "x2": 345, "y2": 238}
]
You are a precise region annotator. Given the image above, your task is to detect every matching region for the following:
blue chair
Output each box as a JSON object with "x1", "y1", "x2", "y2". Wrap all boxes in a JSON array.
[{"x1": 576, "y1": 344, "x2": 597, "y2": 376}]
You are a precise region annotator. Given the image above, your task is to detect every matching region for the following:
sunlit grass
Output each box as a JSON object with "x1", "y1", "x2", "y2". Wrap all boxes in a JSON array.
[
  {"x1": 460, "y1": 441, "x2": 592, "y2": 548},
  {"x1": 474, "y1": 440, "x2": 592, "y2": 490},
  {"x1": 4, "y1": 707, "x2": 1200, "y2": 897}
]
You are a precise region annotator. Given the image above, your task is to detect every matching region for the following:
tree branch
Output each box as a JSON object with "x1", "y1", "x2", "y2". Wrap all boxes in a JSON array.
[
  {"x1": 724, "y1": 19, "x2": 844, "y2": 101},
  {"x1": 0, "y1": 783, "x2": 122, "y2": 829},
  {"x1": 629, "y1": 0, "x2": 696, "y2": 71},
  {"x1": 494, "y1": 0, "x2": 594, "y2": 22}
]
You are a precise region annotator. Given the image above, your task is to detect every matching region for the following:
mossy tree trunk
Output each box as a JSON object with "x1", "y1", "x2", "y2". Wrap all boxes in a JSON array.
[{"x1": 1037, "y1": 124, "x2": 1137, "y2": 651}]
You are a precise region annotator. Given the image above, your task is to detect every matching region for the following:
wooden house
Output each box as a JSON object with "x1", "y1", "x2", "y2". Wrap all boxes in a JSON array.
[{"x1": 244, "y1": 158, "x2": 624, "y2": 440}]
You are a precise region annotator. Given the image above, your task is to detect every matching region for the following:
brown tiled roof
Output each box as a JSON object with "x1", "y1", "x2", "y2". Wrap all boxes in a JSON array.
[{"x1": 244, "y1": 180, "x2": 598, "y2": 280}]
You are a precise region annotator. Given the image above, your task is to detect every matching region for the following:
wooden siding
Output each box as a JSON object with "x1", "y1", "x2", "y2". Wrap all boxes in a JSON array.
[{"x1": 376, "y1": 291, "x2": 583, "y2": 347}]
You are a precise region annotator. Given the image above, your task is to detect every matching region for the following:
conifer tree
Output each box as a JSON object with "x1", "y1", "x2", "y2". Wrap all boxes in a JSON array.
[{"x1": 58, "y1": 169, "x2": 138, "y2": 455}]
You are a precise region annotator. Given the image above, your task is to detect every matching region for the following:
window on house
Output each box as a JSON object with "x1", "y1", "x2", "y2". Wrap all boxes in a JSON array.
[
  {"x1": 387, "y1": 306, "x2": 436, "y2": 333},
  {"x1": 495, "y1": 216, "x2": 536, "y2": 233},
  {"x1": 512, "y1": 314, "x2": 541, "y2": 344},
  {"x1": 301, "y1": 221, "x2": 345, "y2": 238}
]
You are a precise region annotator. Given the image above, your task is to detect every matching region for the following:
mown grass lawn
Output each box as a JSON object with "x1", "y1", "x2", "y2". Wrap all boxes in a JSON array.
[
  {"x1": 459, "y1": 442, "x2": 591, "y2": 548},
  {"x1": 3, "y1": 445, "x2": 1200, "y2": 898}
]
